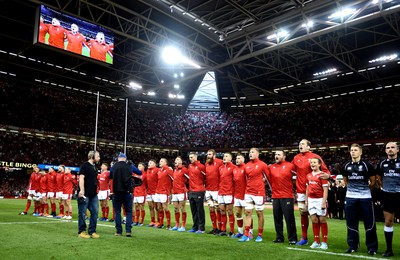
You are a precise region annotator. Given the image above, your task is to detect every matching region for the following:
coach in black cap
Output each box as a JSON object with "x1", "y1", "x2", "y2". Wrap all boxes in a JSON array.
[{"x1": 110, "y1": 152, "x2": 142, "y2": 237}]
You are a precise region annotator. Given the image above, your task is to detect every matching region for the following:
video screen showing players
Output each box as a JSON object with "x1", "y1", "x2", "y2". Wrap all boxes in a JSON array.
[{"x1": 34, "y1": 5, "x2": 114, "y2": 65}]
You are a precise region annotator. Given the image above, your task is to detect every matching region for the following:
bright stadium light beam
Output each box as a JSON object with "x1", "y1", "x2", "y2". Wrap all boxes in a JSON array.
[
  {"x1": 328, "y1": 7, "x2": 357, "y2": 19},
  {"x1": 128, "y1": 81, "x2": 142, "y2": 89},
  {"x1": 162, "y1": 46, "x2": 201, "y2": 68},
  {"x1": 369, "y1": 53, "x2": 398, "y2": 63},
  {"x1": 162, "y1": 46, "x2": 181, "y2": 65}
]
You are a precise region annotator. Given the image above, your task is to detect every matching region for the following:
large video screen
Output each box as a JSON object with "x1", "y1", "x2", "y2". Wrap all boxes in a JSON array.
[{"x1": 34, "y1": 5, "x2": 114, "y2": 65}]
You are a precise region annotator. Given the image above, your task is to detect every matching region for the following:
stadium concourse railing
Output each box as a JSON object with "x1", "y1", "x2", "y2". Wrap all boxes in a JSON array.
[{"x1": 0, "y1": 124, "x2": 398, "y2": 154}]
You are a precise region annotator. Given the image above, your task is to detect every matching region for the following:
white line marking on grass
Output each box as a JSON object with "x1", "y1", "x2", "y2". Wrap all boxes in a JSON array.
[
  {"x1": 287, "y1": 247, "x2": 381, "y2": 259},
  {"x1": 0, "y1": 221, "x2": 66, "y2": 225}
]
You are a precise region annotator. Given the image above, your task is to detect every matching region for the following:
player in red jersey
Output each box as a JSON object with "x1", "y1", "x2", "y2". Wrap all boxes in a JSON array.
[
  {"x1": 218, "y1": 153, "x2": 236, "y2": 237},
  {"x1": 205, "y1": 149, "x2": 224, "y2": 234},
  {"x1": 154, "y1": 158, "x2": 173, "y2": 229},
  {"x1": 306, "y1": 158, "x2": 329, "y2": 250},
  {"x1": 292, "y1": 139, "x2": 330, "y2": 246},
  {"x1": 238, "y1": 148, "x2": 270, "y2": 243},
  {"x1": 88, "y1": 32, "x2": 113, "y2": 62},
  {"x1": 170, "y1": 156, "x2": 189, "y2": 232},
  {"x1": 48, "y1": 18, "x2": 66, "y2": 49},
  {"x1": 232, "y1": 153, "x2": 248, "y2": 238},
  {"x1": 39, "y1": 170, "x2": 49, "y2": 216},
  {"x1": 133, "y1": 163, "x2": 147, "y2": 226},
  {"x1": 46, "y1": 167, "x2": 57, "y2": 217},
  {"x1": 146, "y1": 159, "x2": 159, "y2": 227},
  {"x1": 62, "y1": 167, "x2": 77, "y2": 220},
  {"x1": 187, "y1": 152, "x2": 206, "y2": 234},
  {"x1": 268, "y1": 151, "x2": 298, "y2": 244},
  {"x1": 65, "y1": 23, "x2": 88, "y2": 54},
  {"x1": 19, "y1": 165, "x2": 40, "y2": 215},
  {"x1": 38, "y1": 15, "x2": 49, "y2": 44},
  {"x1": 55, "y1": 165, "x2": 65, "y2": 218},
  {"x1": 97, "y1": 163, "x2": 111, "y2": 221}
]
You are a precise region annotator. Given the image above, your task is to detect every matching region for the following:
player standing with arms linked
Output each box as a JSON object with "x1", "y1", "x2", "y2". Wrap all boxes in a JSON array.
[{"x1": 292, "y1": 139, "x2": 330, "y2": 246}]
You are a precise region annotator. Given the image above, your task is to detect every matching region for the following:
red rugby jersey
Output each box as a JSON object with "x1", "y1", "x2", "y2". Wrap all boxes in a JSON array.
[
  {"x1": 47, "y1": 172, "x2": 57, "y2": 193},
  {"x1": 306, "y1": 171, "x2": 329, "y2": 199},
  {"x1": 97, "y1": 171, "x2": 111, "y2": 191},
  {"x1": 48, "y1": 25, "x2": 66, "y2": 49},
  {"x1": 244, "y1": 158, "x2": 270, "y2": 196},
  {"x1": 134, "y1": 170, "x2": 147, "y2": 197},
  {"x1": 39, "y1": 174, "x2": 48, "y2": 193},
  {"x1": 188, "y1": 161, "x2": 206, "y2": 192},
  {"x1": 268, "y1": 161, "x2": 295, "y2": 199},
  {"x1": 233, "y1": 164, "x2": 246, "y2": 200},
  {"x1": 63, "y1": 173, "x2": 77, "y2": 194},
  {"x1": 292, "y1": 151, "x2": 330, "y2": 194},
  {"x1": 146, "y1": 167, "x2": 159, "y2": 195},
  {"x1": 172, "y1": 166, "x2": 189, "y2": 194},
  {"x1": 56, "y1": 172, "x2": 64, "y2": 192},
  {"x1": 155, "y1": 165, "x2": 173, "y2": 195},
  {"x1": 218, "y1": 162, "x2": 236, "y2": 196},
  {"x1": 205, "y1": 158, "x2": 223, "y2": 191}
]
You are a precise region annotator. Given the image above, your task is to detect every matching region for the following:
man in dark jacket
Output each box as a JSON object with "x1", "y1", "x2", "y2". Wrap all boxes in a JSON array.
[{"x1": 110, "y1": 153, "x2": 141, "y2": 237}]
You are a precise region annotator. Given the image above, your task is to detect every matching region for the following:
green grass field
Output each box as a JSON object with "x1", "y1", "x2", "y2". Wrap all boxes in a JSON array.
[{"x1": 0, "y1": 199, "x2": 398, "y2": 259}]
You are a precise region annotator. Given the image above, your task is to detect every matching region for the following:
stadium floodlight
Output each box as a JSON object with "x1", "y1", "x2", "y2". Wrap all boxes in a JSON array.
[
  {"x1": 168, "y1": 93, "x2": 176, "y2": 98},
  {"x1": 313, "y1": 68, "x2": 337, "y2": 76},
  {"x1": 128, "y1": 81, "x2": 142, "y2": 90},
  {"x1": 174, "y1": 84, "x2": 180, "y2": 89},
  {"x1": 267, "y1": 30, "x2": 289, "y2": 40},
  {"x1": 369, "y1": 53, "x2": 398, "y2": 63},
  {"x1": 301, "y1": 20, "x2": 314, "y2": 29},
  {"x1": 180, "y1": 72, "x2": 184, "y2": 77},
  {"x1": 162, "y1": 46, "x2": 201, "y2": 69},
  {"x1": 177, "y1": 94, "x2": 185, "y2": 99},
  {"x1": 147, "y1": 91, "x2": 156, "y2": 96},
  {"x1": 162, "y1": 46, "x2": 181, "y2": 65},
  {"x1": 328, "y1": 8, "x2": 357, "y2": 19}
]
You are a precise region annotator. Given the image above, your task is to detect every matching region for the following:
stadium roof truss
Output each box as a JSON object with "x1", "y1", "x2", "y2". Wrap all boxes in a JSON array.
[{"x1": 0, "y1": 0, "x2": 399, "y2": 109}]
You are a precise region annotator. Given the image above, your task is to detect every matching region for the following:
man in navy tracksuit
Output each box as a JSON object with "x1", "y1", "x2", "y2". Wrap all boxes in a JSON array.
[{"x1": 341, "y1": 143, "x2": 378, "y2": 255}]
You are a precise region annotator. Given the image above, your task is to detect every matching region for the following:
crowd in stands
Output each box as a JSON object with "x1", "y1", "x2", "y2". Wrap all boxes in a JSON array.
[
  {"x1": 0, "y1": 81, "x2": 398, "y2": 196},
  {"x1": 0, "y1": 81, "x2": 399, "y2": 149}
]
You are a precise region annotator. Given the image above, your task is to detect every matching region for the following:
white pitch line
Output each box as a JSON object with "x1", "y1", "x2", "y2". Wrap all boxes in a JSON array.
[
  {"x1": 0, "y1": 221, "x2": 66, "y2": 225},
  {"x1": 287, "y1": 247, "x2": 381, "y2": 260}
]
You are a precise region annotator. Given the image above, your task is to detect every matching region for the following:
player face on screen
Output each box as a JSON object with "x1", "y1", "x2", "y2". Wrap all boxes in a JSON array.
[
  {"x1": 299, "y1": 139, "x2": 310, "y2": 153},
  {"x1": 274, "y1": 151, "x2": 285, "y2": 163},
  {"x1": 223, "y1": 153, "x2": 232, "y2": 164},
  {"x1": 71, "y1": 23, "x2": 79, "y2": 34},
  {"x1": 236, "y1": 155, "x2": 244, "y2": 166},
  {"x1": 310, "y1": 158, "x2": 321, "y2": 172},
  {"x1": 249, "y1": 148, "x2": 259, "y2": 161},
  {"x1": 52, "y1": 18, "x2": 60, "y2": 26},
  {"x1": 386, "y1": 142, "x2": 399, "y2": 158},
  {"x1": 96, "y1": 32, "x2": 105, "y2": 44},
  {"x1": 174, "y1": 157, "x2": 183, "y2": 167}
]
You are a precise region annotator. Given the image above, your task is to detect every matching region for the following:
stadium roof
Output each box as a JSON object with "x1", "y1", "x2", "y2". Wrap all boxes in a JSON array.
[{"x1": 1, "y1": 0, "x2": 400, "y2": 109}]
